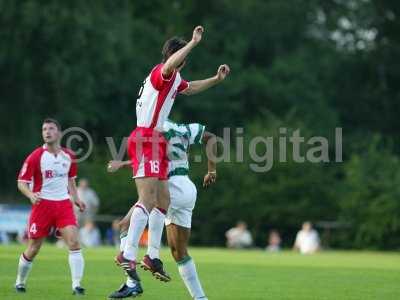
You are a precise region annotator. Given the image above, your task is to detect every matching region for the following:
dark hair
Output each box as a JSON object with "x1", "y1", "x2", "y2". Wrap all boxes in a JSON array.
[
  {"x1": 43, "y1": 118, "x2": 61, "y2": 131},
  {"x1": 162, "y1": 36, "x2": 188, "y2": 63}
]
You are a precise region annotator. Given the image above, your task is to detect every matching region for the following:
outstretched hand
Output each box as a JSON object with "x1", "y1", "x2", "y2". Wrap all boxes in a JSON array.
[
  {"x1": 203, "y1": 172, "x2": 217, "y2": 188},
  {"x1": 192, "y1": 25, "x2": 204, "y2": 44},
  {"x1": 107, "y1": 160, "x2": 124, "y2": 173},
  {"x1": 216, "y1": 64, "x2": 230, "y2": 81}
]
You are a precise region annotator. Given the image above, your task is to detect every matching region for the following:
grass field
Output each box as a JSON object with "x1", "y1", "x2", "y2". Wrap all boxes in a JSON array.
[{"x1": 0, "y1": 245, "x2": 399, "y2": 300}]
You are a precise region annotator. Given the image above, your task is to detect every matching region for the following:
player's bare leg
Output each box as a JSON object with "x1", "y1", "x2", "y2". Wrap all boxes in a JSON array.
[
  {"x1": 141, "y1": 180, "x2": 171, "y2": 281},
  {"x1": 15, "y1": 237, "x2": 45, "y2": 292},
  {"x1": 108, "y1": 206, "x2": 144, "y2": 299},
  {"x1": 115, "y1": 177, "x2": 158, "y2": 285},
  {"x1": 166, "y1": 224, "x2": 208, "y2": 300},
  {"x1": 110, "y1": 179, "x2": 159, "y2": 299},
  {"x1": 60, "y1": 225, "x2": 85, "y2": 295}
]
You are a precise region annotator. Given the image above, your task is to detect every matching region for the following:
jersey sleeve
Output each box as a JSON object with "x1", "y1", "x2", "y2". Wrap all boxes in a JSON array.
[
  {"x1": 63, "y1": 148, "x2": 78, "y2": 178},
  {"x1": 187, "y1": 123, "x2": 206, "y2": 145},
  {"x1": 178, "y1": 79, "x2": 189, "y2": 94},
  {"x1": 69, "y1": 153, "x2": 78, "y2": 178},
  {"x1": 150, "y1": 64, "x2": 175, "y2": 91},
  {"x1": 18, "y1": 153, "x2": 37, "y2": 182}
]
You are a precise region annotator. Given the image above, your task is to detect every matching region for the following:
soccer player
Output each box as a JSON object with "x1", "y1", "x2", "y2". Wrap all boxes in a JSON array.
[
  {"x1": 16, "y1": 118, "x2": 86, "y2": 295},
  {"x1": 116, "y1": 24, "x2": 229, "y2": 291},
  {"x1": 107, "y1": 119, "x2": 217, "y2": 299}
]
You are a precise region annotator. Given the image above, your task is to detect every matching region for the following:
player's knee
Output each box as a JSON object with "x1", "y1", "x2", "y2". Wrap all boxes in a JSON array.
[
  {"x1": 66, "y1": 237, "x2": 80, "y2": 250},
  {"x1": 119, "y1": 218, "x2": 130, "y2": 232},
  {"x1": 140, "y1": 188, "x2": 157, "y2": 204},
  {"x1": 143, "y1": 185, "x2": 157, "y2": 198},
  {"x1": 141, "y1": 197, "x2": 157, "y2": 211},
  {"x1": 161, "y1": 192, "x2": 170, "y2": 205},
  {"x1": 120, "y1": 223, "x2": 129, "y2": 233}
]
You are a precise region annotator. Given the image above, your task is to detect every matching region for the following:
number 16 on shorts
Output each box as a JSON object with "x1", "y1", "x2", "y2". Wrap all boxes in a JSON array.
[{"x1": 150, "y1": 160, "x2": 160, "y2": 174}]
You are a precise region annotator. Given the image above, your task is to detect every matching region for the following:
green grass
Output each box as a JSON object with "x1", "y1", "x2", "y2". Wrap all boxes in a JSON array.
[{"x1": 0, "y1": 245, "x2": 400, "y2": 300}]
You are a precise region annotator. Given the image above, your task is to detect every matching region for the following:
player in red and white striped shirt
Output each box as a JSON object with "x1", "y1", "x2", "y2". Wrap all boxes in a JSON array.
[
  {"x1": 115, "y1": 25, "x2": 230, "y2": 296},
  {"x1": 15, "y1": 118, "x2": 86, "y2": 296}
]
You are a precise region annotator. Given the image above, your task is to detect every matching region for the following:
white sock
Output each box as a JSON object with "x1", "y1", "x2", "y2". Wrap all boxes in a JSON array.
[
  {"x1": 69, "y1": 249, "x2": 84, "y2": 289},
  {"x1": 147, "y1": 207, "x2": 166, "y2": 259},
  {"x1": 123, "y1": 204, "x2": 149, "y2": 261},
  {"x1": 120, "y1": 231, "x2": 128, "y2": 252},
  {"x1": 16, "y1": 254, "x2": 33, "y2": 286},
  {"x1": 178, "y1": 256, "x2": 207, "y2": 300}
]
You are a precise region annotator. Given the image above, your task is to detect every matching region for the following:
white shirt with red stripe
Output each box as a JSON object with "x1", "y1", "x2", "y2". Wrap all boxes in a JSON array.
[
  {"x1": 136, "y1": 64, "x2": 189, "y2": 131},
  {"x1": 17, "y1": 146, "x2": 77, "y2": 201}
]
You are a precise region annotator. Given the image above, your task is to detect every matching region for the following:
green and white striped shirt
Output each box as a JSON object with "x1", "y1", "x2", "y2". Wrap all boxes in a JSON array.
[{"x1": 163, "y1": 120, "x2": 205, "y2": 177}]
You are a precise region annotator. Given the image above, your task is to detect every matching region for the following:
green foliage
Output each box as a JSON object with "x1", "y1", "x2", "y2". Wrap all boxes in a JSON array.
[
  {"x1": 2, "y1": 0, "x2": 400, "y2": 249},
  {"x1": 340, "y1": 136, "x2": 400, "y2": 249}
]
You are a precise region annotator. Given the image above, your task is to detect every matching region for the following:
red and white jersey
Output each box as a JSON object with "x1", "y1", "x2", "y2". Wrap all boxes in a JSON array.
[
  {"x1": 136, "y1": 64, "x2": 189, "y2": 131},
  {"x1": 17, "y1": 146, "x2": 77, "y2": 201}
]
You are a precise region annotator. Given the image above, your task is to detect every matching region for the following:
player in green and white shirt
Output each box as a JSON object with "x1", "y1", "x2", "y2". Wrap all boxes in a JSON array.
[
  {"x1": 163, "y1": 119, "x2": 205, "y2": 174},
  {"x1": 107, "y1": 119, "x2": 217, "y2": 300}
]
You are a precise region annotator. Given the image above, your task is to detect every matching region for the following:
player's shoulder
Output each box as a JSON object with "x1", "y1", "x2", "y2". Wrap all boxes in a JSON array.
[
  {"x1": 150, "y1": 63, "x2": 163, "y2": 74},
  {"x1": 163, "y1": 120, "x2": 190, "y2": 139},
  {"x1": 164, "y1": 119, "x2": 189, "y2": 132},
  {"x1": 61, "y1": 147, "x2": 76, "y2": 159},
  {"x1": 26, "y1": 146, "x2": 46, "y2": 160}
]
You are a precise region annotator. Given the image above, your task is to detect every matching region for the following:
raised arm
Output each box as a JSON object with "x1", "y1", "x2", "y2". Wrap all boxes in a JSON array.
[
  {"x1": 162, "y1": 26, "x2": 204, "y2": 77},
  {"x1": 182, "y1": 64, "x2": 230, "y2": 96},
  {"x1": 202, "y1": 131, "x2": 218, "y2": 187}
]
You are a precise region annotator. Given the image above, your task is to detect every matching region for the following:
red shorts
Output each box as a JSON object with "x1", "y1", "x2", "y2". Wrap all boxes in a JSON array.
[
  {"x1": 128, "y1": 127, "x2": 168, "y2": 180},
  {"x1": 28, "y1": 199, "x2": 77, "y2": 239}
]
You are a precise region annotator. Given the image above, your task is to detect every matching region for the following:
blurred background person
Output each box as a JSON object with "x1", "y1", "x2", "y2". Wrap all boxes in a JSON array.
[
  {"x1": 293, "y1": 221, "x2": 320, "y2": 254},
  {"x1": 0, "y1": 231, "x2": 10, "y2": 245},
  {"x1": 225, "y1": 221, "x2": 253, "y2": 249},
  {"x1": 266, "y1": 230, "x2": 281, "y2": 252},
  {"x1": 76, "y1": 178, "x2": 100, "y2": 226},
  {"x1": 79, "y1": 220, "x2": 101, "y2": 248},
  {"x1": 105, "y1": 219, "x2": 121, "y2": 248}
]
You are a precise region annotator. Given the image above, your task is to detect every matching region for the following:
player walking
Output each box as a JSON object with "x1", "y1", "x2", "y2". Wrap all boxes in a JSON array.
[
  {"x1": 116, "y1": 24, "x2": 229, "y2": 294},
  {"x1": 15, "y1": 118, "x2": 86, "y2": 295},
  {"x1": 108, "y1": 119, "x2": 217, "y2": 299}
]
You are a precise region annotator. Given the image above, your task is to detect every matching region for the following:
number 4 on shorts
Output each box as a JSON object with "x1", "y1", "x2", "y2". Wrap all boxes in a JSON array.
[{"x1": 30, "y1": 223, "x2": 38, "y2": 234}]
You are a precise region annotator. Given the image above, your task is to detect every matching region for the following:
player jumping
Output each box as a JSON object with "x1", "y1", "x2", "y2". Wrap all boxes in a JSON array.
[
  {"x1": 116, "y1": 24, "x2": 229, "y2": 295},
  {"x1": 15, "y1": 118, "x2": 86, "y2": 295},
  {"x1": 108, "y1": 119, "x2": 217, "y2": 299}
]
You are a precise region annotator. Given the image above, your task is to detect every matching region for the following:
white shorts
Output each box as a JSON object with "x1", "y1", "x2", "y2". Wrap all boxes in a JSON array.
[{"x1": 165, "y1": 175, "x2": 197, "y2": 228}]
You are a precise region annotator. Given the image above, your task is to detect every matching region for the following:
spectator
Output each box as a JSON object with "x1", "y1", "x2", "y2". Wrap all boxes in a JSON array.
[
  {"x1": 76, "y1": 178, "x2": 100, "y2": 226},
  {"x1": 0, "y1": 231, "x2": 10, "y2": 244},
  {"x1": 266, "y1": 230, "x2": 281, "y2": 252},
  {"x1": 225, "y1": 221, "x2": 253, "y2": 249},
  {"x1": 105, "y1": 219, "x2": 121, "y2": 247},
  {"x1": 79, "y1": 220, "x2": 101, "y2": 247},
  {"x1": 293, "y1": 221, "x2": 320, "y2": 254}
]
